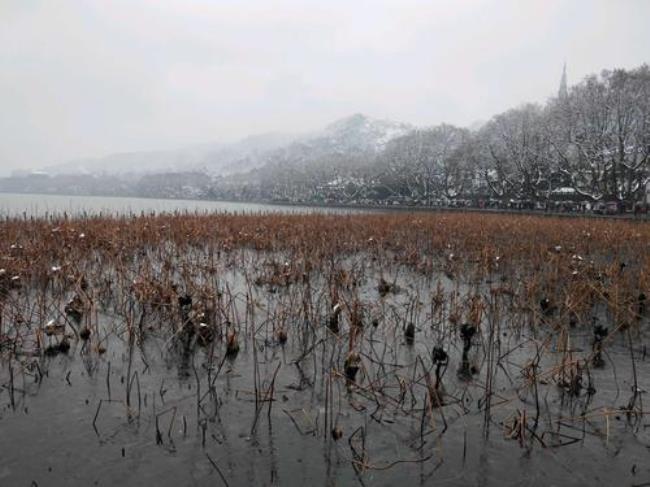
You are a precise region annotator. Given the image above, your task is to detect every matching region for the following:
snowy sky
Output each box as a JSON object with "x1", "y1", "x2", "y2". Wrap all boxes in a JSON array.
[{"x1": 1, "y1": 0, "x2": 649, "y2": 174}]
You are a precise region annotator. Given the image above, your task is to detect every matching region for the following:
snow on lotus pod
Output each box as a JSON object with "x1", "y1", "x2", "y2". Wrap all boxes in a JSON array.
[
  {"x1": 44, "y1": 319, "x2": 66, "y2": 336},
  {"x1": 195, "y1": 323, "x2": 213, "y2": 345}
]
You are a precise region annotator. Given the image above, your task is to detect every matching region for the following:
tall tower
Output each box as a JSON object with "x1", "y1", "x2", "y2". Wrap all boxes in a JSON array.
[{"x1": 558, "y1": 62, "x2": 568, "y2": 100}]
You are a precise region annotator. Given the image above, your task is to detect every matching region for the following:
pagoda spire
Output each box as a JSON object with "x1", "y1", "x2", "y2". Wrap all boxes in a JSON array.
[{"x1": 558, "y1": 62, "x2": 568, "y2": 99}]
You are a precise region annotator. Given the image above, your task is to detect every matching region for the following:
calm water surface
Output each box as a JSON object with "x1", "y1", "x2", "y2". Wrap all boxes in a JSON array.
[{"x1": 0, "y1": 193, "x2": 358, "y2": 218}]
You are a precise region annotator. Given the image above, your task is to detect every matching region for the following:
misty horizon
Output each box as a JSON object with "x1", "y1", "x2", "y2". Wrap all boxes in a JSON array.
[{"x1": 2, "y1": 0, "x2": 650, "y2": 175}]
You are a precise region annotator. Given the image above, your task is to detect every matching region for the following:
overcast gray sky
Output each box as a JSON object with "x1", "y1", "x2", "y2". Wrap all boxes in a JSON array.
[{"x1": 1, "y1": 0, "x2": 649, "y2": 174}]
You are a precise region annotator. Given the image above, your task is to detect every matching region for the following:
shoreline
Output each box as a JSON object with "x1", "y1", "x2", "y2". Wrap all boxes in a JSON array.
[{"x1": 0, "y1": 190, "x2": 648, "y2": 221}]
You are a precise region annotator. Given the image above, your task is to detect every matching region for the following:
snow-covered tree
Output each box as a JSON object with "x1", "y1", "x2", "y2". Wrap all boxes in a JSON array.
[
  {"x1": 549, "y1": 65, "x2": 650, "y2": 202},
  {"x1": 378, "y1": 125, "x2": 473, "y2": 202},
  {"x1": 478, "y1": 104, "x2": 551, "y2": 201}
]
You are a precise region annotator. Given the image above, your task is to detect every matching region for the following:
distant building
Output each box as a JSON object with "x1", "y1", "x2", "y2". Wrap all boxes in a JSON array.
[{"x1": 558, "y1": 62, "x2": 568, "y2": 100}]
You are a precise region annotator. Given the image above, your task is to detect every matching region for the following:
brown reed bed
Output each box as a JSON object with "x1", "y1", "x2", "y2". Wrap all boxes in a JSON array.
[{"x1": 0, "y1": 211, "x2": 649, "y2": 485}]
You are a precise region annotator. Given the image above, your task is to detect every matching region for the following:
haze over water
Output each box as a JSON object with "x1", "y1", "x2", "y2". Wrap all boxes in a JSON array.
[{"x1": 0, "y1": 193, "x2": 355, "y2": 218}]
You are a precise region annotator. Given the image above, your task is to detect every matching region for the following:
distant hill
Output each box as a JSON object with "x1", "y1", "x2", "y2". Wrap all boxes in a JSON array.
[
  {"x1": 237, "y1": 113, "x2": 415, "y2": 181},
  {"x1": 43, "y1": 113, "x2": 413, "y2": 178},
  {"x1": 319, "y1": 113, "x2": 413, "y2": 154},
  {"x1": 44, "y1": 146, "x2": 217, "y2": 176}
]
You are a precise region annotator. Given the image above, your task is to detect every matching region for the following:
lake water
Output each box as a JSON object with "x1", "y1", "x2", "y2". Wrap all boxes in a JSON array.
[
  {"x1": 1, "y1": 198, "x2": 649, "y2": 486},
  {"x1": 0, "y1": 193, "x2": 357, "y2": 218}
]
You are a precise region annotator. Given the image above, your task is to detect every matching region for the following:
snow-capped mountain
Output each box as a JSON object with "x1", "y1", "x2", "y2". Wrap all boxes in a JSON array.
[
  {"x1": 193, "y1": 132, "x2": 299, "y2": 176},
  {"x1": 45, "y1": 146, "x2": 216, "y2": 176},
  {"x1": 43, "y1": 114, "x2": 413, "y2": 177},
  {"x1": 244, "y1": 113, "x2": 413, "y2": 179},
  {"x1": 321, "y1": 113, "x2": 413, "y2": 154}
]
